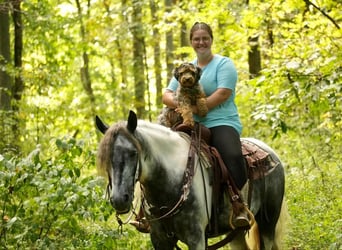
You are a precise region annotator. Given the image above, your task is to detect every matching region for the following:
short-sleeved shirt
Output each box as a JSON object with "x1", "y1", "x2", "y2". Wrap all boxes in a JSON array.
[{"x1": 167, "y1": 54, "x2": 242, "y2": 134}]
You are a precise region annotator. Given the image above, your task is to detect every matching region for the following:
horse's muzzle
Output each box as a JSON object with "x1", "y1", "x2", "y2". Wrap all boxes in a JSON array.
[{"x1": 110, "y1": 194, "x2": 131, "y2": 214}]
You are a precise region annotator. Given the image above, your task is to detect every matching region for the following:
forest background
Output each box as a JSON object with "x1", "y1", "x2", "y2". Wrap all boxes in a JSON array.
[{"x1": 0, "y1": 0, "x2": 341, "y2": 249}]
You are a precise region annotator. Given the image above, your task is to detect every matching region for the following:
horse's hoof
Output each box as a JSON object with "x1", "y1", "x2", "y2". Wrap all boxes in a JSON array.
[{"x1": 129, "y1": 220, "x2": 150, "y2": 233}]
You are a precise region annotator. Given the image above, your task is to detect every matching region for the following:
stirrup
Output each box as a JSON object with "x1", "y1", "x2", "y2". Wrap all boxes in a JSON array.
[
  {"x1": 230, "y1": 205, "x2": 254, "y2": 230},
  {"x1": 234, "y1": 212, "x2": 250, "y2": 229}
]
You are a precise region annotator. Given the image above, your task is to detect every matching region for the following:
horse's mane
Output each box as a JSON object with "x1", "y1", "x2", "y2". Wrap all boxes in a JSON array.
[{"x1": 97, "y1": 121, "x2": 141, "y2": 177}]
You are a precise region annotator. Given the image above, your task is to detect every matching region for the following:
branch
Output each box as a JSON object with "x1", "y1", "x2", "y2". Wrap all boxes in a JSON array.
[{"x1": 303, "y1": 0, "x2": 340, "y2": 29}]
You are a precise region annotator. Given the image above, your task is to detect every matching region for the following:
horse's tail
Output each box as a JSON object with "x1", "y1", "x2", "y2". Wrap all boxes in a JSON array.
[{"x1": 273, "y1": 198, "x2": 290, "y2": 249}]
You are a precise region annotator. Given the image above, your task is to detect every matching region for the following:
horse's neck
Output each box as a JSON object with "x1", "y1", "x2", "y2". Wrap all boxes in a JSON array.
[{"x1": 136, "y1": 122, "x2": 189, "y2": 187}]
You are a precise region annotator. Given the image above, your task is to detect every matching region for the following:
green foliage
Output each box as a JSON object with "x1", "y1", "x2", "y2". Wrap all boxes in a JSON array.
[
  {"x1": 0, "y1": 138, "x2": 115, "y2": 248},
  {"x1": 273, "y1": 134, "x2": 342, "y2": 249}
]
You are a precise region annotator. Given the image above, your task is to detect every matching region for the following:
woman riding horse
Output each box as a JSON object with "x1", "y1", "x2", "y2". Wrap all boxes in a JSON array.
[{"x1": 162, "y1": 22, "x2": 250, "y2": 228}]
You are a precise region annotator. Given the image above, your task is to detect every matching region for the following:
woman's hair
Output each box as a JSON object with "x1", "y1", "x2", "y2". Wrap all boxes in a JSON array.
[{"x1": 189, "y1": 22, "x2": 213, "y2": 40}]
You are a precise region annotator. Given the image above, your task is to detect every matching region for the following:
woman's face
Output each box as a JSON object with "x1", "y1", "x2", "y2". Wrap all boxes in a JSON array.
[{"x1": 190, "y1": 29, "x2": 213, "y2": 56}]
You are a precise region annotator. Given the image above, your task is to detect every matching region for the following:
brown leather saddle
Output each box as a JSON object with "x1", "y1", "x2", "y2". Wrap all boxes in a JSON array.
[{"x1": 174, "y1": 123, "x2": 277, "y2": 179}]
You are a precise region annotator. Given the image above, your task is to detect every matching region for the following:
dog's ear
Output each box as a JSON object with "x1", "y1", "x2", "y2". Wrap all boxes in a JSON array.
[
  {"x1": 174, "y1": 66, "x2": 180, "y2": 81},
  {"x1": 196, "y1": 66, "x2": 202, "y2": 82}
]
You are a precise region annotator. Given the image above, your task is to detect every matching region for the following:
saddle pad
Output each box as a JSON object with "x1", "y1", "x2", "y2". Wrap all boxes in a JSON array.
[{"x1": 241, "y1": 139, "x2": 278, "y2": 180}]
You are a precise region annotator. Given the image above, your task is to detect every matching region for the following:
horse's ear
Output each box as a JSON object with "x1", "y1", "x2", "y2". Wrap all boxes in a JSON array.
[
  {"x1": 95, "y1": 115, "x2": 109, "y2": 134},
  {"x1": 127, "y1": 110, "x2": 137, "y2": 133}
]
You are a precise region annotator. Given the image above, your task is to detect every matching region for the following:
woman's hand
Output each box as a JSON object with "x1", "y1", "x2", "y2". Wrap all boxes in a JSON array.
[{"x1": 162, "y1": 90, "x2": 178, "y2": 108}]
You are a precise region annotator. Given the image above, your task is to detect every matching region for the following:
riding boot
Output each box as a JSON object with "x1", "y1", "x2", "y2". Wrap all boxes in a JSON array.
[
  {"x1": 129, "y1": 205, "x2": 150, "y2": 233},
  {"x1": 228, "y1": 183, "x2": 251, "y2": 230},
  {"x1": 129, "y1": 217, "x2": 150, "y2": 233}
]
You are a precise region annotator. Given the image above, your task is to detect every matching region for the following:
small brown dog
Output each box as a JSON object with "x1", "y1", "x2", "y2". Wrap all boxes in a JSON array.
[{"x1": 159, "y1": 63, "x2": 208, "y2": 127}]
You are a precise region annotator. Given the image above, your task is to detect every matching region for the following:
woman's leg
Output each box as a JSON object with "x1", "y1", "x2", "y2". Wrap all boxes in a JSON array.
[
  {"x1": 210, "y1": 125, "x2": 247, "y2": 189},
  {"x1": 210, "y1": 125, "x2": 250, "y2": 228}
]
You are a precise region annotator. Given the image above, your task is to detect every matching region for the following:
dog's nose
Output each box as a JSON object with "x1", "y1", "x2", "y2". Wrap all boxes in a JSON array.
[{"x1": 183, "y1": 75, "x2": 192, "y2": 81}]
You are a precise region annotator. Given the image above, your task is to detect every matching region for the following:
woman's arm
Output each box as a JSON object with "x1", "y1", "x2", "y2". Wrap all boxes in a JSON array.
[
  {"x1": 206, "y1": 88, "x2": 232, "y2": 110},
  {"x1": 191, "y1": 88, "x2": 232, "y2": 114},
  {"x1": 162, "y1": 90, "x2": 178, "y2": 108},
  {"x1": 163, "y1": 87, "x2": 232, "y2": 114}
]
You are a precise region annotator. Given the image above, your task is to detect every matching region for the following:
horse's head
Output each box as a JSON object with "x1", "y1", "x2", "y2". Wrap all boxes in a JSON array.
[{"x1": 96, "y1": 111, "x2": 140, "y2": 214}]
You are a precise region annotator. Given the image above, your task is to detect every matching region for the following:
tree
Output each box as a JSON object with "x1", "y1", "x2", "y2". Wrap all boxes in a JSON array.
[
  {"x1": 131, "y1": 0, "x2": 146, "y2": 118},
  {"x1": 11, "y1": 0, "x2": 23, "y2": 102},
  {"x1": 75, "y1": 0, "x2": 95, "y2": 118},
  {"x1": 149, "y1": 0, "x2": 163, "y2": 109},
  {"x1": 0, "y1": 0, "x2": 11, "y2": 112},
  {"x1": 164, "y1": 0, "x2": 174, "y2": 84},
  {"x1": 0, "y1": 0, "x2": 23, "y2": 153},
  {"x1": 248, "y1": 34, "x2": 261, "y2": 79}
]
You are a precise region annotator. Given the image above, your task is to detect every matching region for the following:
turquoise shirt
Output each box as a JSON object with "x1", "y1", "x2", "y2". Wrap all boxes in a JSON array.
[{"x1": 167, "y1": 54, "x2": 242, "y2": 134}]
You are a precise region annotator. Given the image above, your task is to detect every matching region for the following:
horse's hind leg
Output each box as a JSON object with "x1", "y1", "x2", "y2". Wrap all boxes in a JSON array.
[
  {"x1": 260, "y1": 200, "x2": 288, "y2": 250},
  {"x1": 258, "y1": 224, "x2": 277, "y2": 250}
]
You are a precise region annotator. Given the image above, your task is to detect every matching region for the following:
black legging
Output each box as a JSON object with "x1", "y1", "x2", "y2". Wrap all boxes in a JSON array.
[{"x1": 210, "y1": 125, "x2": 247, "y2": 190}]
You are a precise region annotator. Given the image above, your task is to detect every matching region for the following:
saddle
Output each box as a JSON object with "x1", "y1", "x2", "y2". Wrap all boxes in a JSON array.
[
  {"x1": 241, "y1": 139, "x2": 278, "y2": 180},
  {"x1": 174, "y1": 123, "x2": 276, "y2": 179}
]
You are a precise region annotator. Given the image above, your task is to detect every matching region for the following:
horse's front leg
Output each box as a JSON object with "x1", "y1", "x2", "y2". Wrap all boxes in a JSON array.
[
  {"x1": 185, "y1": 232, "x2": 206, "y2": 250},
  {"x1": 149, "y1": 223, "x2": 178, "y2": 250},
  {"x1": 176, "y1": 222, "x2": 207, "y2": 250}
]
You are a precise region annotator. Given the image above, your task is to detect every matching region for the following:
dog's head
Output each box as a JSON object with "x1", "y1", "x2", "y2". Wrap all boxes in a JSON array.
[{"x1": 174, "y1": 63, "x2": 202, "y2": 88}]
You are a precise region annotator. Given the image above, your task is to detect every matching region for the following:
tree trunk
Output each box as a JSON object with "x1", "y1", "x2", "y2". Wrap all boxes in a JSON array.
[
  {"x1": 132, "y1": 0, "x2": 146, "y2": 118},
  {"x1": 116, "y1": 39, "x2": 129, "y2": 117},
  {"x1": 11, "y1": 0, "x2": 23, "y2": 150},
  {"x1": 180, "y1": 21, "x2": 189, "y2": 59},
  {"x1": 117, "y1": 0, "x2": 130, "y2": 117},
  {"x1": 165, "y1": 0, "x2": 174, "y2": 84},
  {"x1": 248, "y1": 34, "x2": 261, "y2": 79},
  {"x1": 0, "y1": 0, "x2": 14, "y2": 152},
  {"x1": 11, "y1": 0, "x2": 23, "y2": 101},
  {"x1": 0, "y1": 0, "x2": 11, "y2": 111},
  {"x1": 149, "y1": 0, "x2": 162, "y2": 109},
  {"x1": 75, "y1": 0, "x2": 95, "y2": 117}
]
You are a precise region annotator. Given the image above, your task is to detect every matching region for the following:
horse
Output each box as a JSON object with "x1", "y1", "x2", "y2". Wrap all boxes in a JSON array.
[{"x1": 96, "y1": 110, "x2": 286, "y2": 250}]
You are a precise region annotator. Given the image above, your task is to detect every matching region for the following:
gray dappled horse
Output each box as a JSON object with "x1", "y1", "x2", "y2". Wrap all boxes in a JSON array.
[{"x1": 96, "y1": 110, "x2": 286, "y2": 250}]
